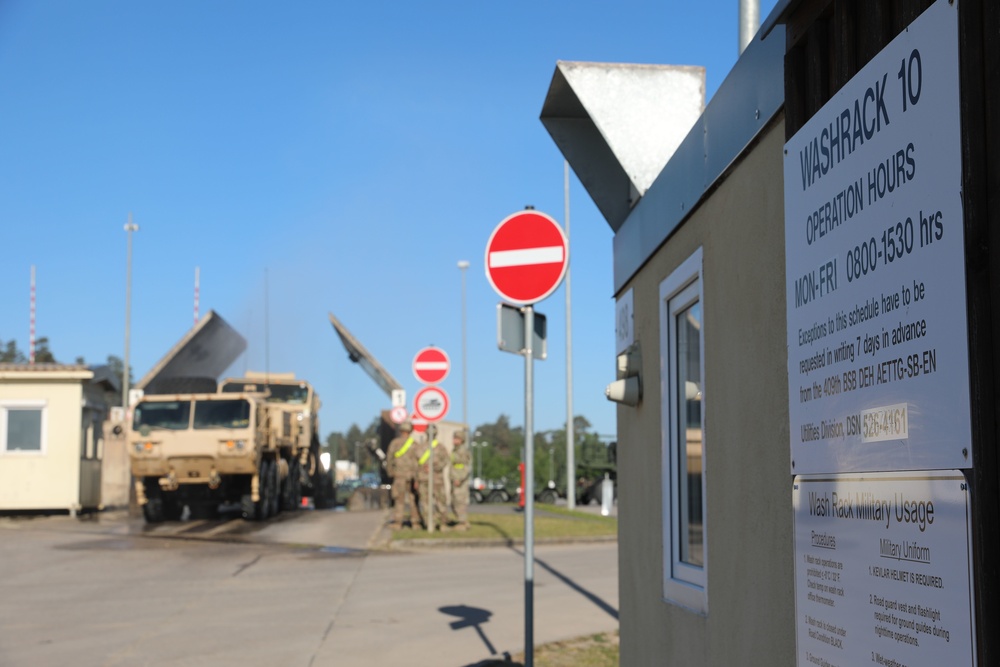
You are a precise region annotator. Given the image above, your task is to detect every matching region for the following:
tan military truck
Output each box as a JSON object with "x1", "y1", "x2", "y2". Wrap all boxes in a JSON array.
[
  {"x1": 219, "y1": 372, "x2": 334, "y2": 510},
  {"x1": 129, "y1": 392, "x2": 285, "y2": 522}
]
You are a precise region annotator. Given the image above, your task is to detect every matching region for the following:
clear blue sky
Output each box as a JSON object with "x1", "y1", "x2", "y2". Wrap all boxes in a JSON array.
[{"x1": 0, "y1": 0, "x2": 777, "y2": 440}]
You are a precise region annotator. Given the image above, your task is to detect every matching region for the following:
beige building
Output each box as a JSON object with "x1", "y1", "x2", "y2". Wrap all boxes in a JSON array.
[
  {"x1": 542, "y1": 0, "x2": 999, "y2": 664},
  {"x1": 0, "y1": 364, "x2": 119, "y2": 514}
]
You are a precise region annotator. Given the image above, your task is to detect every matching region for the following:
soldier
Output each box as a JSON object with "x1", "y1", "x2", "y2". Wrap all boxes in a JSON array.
[
  {"x1": 415, "y1": 430, "x2": 449, "y2": 530},
  {"x1": 385, "y1": 421, "x2": 420, "y2": 530},
  {"x1": 450, "y1": 430, "x2": 472, "y2": 531}
]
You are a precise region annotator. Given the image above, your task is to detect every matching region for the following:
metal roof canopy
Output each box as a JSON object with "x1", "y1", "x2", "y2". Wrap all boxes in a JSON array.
[
  {"x1": 328, "y1": 312, "x2": 403, "y2": 397},
  {"x1": 135, "y1": 310, "x2": 247, "y2": 394},
  {"x1": 540, "y1": 62, "x2": 705, "y2": 232},
  {"x1": 540, "y1": 13, "x2": 787, "y2": 293}
]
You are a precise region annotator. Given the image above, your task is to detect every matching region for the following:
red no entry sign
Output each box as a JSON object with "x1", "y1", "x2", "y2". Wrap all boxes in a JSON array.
[
  {"x1": 414, "y1": 386, "x2": 449, "y2": 422},
  {"x1": 413, "y1": 346, "x2": 450, "y2": 384},
  {"x1": 485, "y1": 210, "x2": 568, "y2": 305}
]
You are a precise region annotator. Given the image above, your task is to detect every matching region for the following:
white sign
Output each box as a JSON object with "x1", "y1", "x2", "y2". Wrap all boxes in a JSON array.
[
  {"x1": 783, "y1": 0, "x2": 970, "y2": 474},
  {"x1": 414, "y1": 386, "x2": 449, "y2": 422},
  {"x1": 389, "y1": 405, "x2": 408, "y2": 424},
  {"x1": 615, "y1": 288, "x2": 634, "y2": 355},
  {"x1": 793, "y1": 472, "x2": 975, "y2": 667},
  {"x1": 391, "y1": 389, "x2": 406, "y2": 408}
]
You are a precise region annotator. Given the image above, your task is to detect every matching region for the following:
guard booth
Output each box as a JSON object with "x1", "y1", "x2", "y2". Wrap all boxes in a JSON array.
[
  {"x1": 0, "y1": 364, "x2": 119, "y2": 514},
  {"x1": 541, "y1": 1, "x2": 998, "y2": 665}
]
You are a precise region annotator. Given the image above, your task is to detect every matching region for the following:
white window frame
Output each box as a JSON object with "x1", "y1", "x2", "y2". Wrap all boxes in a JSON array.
[
  {"x1": 660, "y1": 248, "x2": 708, "y2": 613},
  {"x1": 0, "y1": 400, "x2": 48, "y2": 455}
]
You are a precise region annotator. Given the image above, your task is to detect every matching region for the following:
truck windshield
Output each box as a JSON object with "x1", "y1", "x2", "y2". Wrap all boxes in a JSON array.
[
  {"x1": 221, "y1": 381, "x2": 309, "y2": 404},
  {"x1": 193, "y1": 399, "x2": 251, "y2": 429},
  {"x1": 133, "y1": 401, "x2": 191, "y2": 431}
]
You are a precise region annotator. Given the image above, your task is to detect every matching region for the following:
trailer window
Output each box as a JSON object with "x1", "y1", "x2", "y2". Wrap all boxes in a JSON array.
[
  {"x1": 193, "y1": 399, "x2": 251, "y2": 429},
  {"x1": 133, "y1": 401, "x2": 191, "y2": 431}
]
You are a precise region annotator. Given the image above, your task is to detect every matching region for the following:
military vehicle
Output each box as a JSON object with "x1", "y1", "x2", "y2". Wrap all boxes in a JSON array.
[
  {"x1": 129, "y1": 391, "x2": 285, "y2": 522},
  {"x1": 219, "y1": 372, "x2": 334, "y2": 510}
]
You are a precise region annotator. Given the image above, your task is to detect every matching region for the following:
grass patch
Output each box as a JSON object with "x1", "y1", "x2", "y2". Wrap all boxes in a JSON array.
[
  {"x1": 391, "y1": 505, "x2": 617, "y2": 542},
  {"x1": 511, "y1": 630, "x2": 619, "y2": 667}
]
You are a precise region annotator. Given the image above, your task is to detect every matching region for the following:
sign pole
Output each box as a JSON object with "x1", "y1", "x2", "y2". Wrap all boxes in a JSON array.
[
  {"x1": 523, "y1": 305, "x2": 535, "y2": 667},
  {"x1": 427, "y1": 423, "x2": 436, "y2": 534}
]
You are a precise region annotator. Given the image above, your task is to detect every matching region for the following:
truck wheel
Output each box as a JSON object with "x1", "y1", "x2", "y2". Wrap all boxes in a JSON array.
[
  {"x1": 313, "y1": 470, "x2": 334, "y2": 509},
  {"x1": 281, "y1": 459, "x2": 302, "y2": 511},
  {"x1": 143, "y1": 498, "x2": 165, "y2": 523},
  {"x1": 473, "y1": 490, "x2": 484, "y2": 504},
  {"x1": 267, "y1": 460, "x2": 281, "y2": 518},
  {"x1": 487, "y1": 490, "x2": 505, "y2": 503},
  {"x1": 539, "y1": 489, "x2": 558, "y2": 504},
  {"x1": 256, "y1": 459, "x2": 276, "y2": 521},
  {"x1": 162, "y1": 493, "x2": 184, "y2": 521}
]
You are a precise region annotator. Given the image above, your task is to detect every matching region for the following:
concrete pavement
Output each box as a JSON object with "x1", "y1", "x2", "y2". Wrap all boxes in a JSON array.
[{"x1": 0, "y1": 506, "x2": 619, "y2": 666}]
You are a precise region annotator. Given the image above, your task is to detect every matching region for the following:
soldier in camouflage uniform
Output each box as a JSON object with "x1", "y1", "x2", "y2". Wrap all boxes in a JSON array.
[
  {"x1": 385, "y1": 422, "x2": 420, "y2": 530},
  {"x1": 415, "y1": 432, "x2": 449, "y2": 530},
  {"x1": 449, "y1": 430, "x2": 472, "y2": 531}
]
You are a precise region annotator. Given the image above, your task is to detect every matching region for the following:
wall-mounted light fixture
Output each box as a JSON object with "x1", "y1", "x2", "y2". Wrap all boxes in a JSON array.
[{"x1": 606, "y1": 342, "x2": 642, "y2": 406}]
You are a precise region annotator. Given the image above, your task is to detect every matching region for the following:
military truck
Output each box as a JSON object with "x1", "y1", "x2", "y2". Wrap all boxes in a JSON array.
[
  {"x1": 219, "y1": 372, "x2": 334, "y2": 510},
  {"x1": 129, "y1": 392, "x2": 285, "y2": 522}
]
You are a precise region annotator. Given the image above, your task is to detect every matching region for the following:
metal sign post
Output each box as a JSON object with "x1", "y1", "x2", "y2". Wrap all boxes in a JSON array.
[
  {"x1": 485, "y1": 207, "x2": 567, "y2": 667},
  {"x1": 427, "y1": 423, "x2": 437, "y2": 534},
  {"x1": 523, "y1": 306, "x2": 535, "y2": 667}
]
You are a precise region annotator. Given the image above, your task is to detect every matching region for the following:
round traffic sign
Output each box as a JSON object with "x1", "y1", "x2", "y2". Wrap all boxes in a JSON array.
[
  {"x1": 413, "y1": 346, "x2": 450, "y2": 385},
  {"x1": 389, "y1": 405, "x2": 408, "y2": 424},
  {"x1": 411, "y1": 414, "x2": 428, "y2": 433},
  {"x1": 414, "y1": 386, "x2": 449, "y2": 422},
  {"x1": 485, "y1": 210, "x2": 568, "y2": 305}
]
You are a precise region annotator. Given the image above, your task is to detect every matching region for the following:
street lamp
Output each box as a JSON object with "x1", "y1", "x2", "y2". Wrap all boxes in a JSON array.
[
  {"x1": 457, "y1": 260, "x2": 469, "y2": 431},
  {"x1": 123, "y1": 213, "x2": 139, "y2": 408},
  {"x1": 471, "y1": 431, "x2": 487, "y2": 485}
]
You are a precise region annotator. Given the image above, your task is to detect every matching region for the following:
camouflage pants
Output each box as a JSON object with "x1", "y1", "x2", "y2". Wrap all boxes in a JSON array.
[
  {"x1": 391, "y1": 475, "x2": 420, "y2": 526},
  {"x1": 417, "y1": 476, "x2": 449, "y2": 527},
  {"x1": 451, "y1": 483, "x2": 470, "y2": 526}
]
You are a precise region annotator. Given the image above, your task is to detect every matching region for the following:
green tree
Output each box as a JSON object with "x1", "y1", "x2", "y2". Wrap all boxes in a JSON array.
[
  {"x1": 0, "y1": 337, "x2": 58, "y2": 363},
  {"x1": 33, "y1": 337, "x2": 56, "y2": 363},
  {"x1": 0, "y1": 339, "x2": 26, "y2": 363},
  {"x1": 326, "y1": 417, "x2": 383, "y2": 474}
]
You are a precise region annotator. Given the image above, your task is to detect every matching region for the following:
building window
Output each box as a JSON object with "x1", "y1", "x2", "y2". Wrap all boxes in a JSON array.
[
  {"x1": 660, "y1": 248, "x2": 707, "y2": 613},
  {"x1": 1, "y1": 402, "x2": 47, "y2": 454}
]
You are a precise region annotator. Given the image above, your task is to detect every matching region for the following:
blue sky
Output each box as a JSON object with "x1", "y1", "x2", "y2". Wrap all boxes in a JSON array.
[{"x1": 0, "y1": 0, "x2": 777, "y2": 440}]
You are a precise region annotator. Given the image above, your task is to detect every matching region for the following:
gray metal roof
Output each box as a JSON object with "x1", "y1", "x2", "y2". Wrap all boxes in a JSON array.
[
  {"x1": 540, "y1": 3, "x2": 793, "y2": 293},
  {"x1": 541, "y1": 62, "x2": 705, "y2": 232},
  {"x1": 611, "y1": 25, "x2": 786, "y2": 292}
]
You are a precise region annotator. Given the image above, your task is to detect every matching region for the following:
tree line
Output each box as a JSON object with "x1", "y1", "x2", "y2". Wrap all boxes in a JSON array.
[{"x1": 325, "y1": 413, "x2": 616, "y2": 491}]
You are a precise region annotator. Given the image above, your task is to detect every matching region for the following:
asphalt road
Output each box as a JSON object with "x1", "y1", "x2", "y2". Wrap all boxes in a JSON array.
[{"x1": 0, "y1": 507, "x2": 619, "y2": 666}]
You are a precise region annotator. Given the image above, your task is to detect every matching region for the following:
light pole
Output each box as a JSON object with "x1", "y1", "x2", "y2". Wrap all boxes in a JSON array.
[
  {"x1": 457, "y1": 260, "x2": 469, "y2": 431},
  {"x1": 564, "y1": 160, "x2": 576, "y2": 510},
  {"x1": 123, "y1": 213, "x2": 139, "y2": 408},
  {"x1": 471, "y1": 431, "x2": 487, "y2": 485}
]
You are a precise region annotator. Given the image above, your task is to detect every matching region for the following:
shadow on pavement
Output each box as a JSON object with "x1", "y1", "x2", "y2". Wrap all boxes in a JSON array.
[
  {"x1": 509, "y1": 546, "x2": 619, "y2": 621},
  {"x1": 459, "y1": 658, "x2": 522, "y2": 667},
  {"x1": 440, "y1": 605, "x2": 498, "y2": 655}
]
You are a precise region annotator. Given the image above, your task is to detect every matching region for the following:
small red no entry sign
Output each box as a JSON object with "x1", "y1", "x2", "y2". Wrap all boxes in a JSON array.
[{"x1": 413, "y1": 346, "x2": 450, "y2": 385}]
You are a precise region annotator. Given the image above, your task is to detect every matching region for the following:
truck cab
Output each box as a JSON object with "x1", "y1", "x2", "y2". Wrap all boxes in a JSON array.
[{"x1": 129, "y1": 392, "x2": 286, "y2": 522}]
